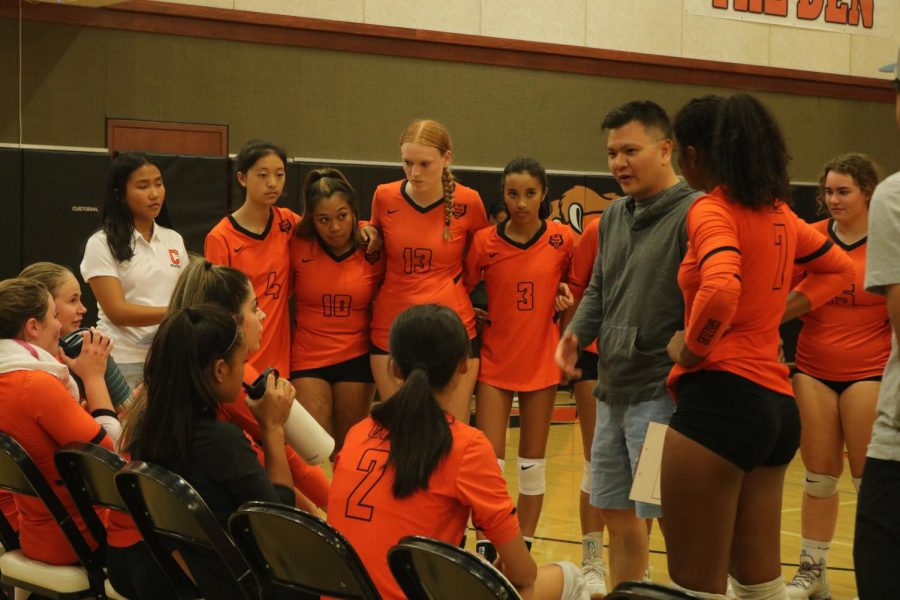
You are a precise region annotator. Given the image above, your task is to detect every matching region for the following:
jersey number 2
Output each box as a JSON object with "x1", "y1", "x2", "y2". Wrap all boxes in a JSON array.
[{"x1": 344, "y1": 448, "x2": 389, "y2": 521}]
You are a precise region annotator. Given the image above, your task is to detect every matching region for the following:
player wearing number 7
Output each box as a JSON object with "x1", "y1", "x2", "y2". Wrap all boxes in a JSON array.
[
  {"x1": 463, "y1": 158, "x2": 574, "y2": 557},
  {"x1": 369, "y1": 120, "x2": 488, "y2": 421},
  {"x1": 289, "y1": 169, "x2": 385, "y2": 456}
]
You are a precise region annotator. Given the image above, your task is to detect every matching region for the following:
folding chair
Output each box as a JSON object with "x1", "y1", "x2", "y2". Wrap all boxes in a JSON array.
[
  {"x1": 114, "y1": 461, "x2": 259, "y2": 600},
  {"x1": 0, "y1": 432, "x2": 106, "y2": 599},
  {"x1": 606, "y1": 581, "x2": 701, "y2": 599},
  {"x1": 228, "y1": 501, "x2": 380, "y2": 600},
  {"x1": 387, "y1": 535, "x2": 521, "y2": 600},
  {"x1": 55, "y1": 442, "x2": 201, "y2": 600}
]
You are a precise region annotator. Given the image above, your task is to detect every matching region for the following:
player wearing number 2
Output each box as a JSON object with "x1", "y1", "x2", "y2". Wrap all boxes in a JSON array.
[
  {"x1": 289, "y1": 169, "x2": 385, "y2": 455},
  {"x1": 369, "y1": 120, "x2": 488, "y2": 421},
  {"x1": 662, "y1": 94, "x2": 854, "y2": 599},
  {"x1": 328, "y1": 305, "x2": 590, "y2": 600},
  {"x1": 464, "y1": 158, "x2": 574, "y2": 556}
]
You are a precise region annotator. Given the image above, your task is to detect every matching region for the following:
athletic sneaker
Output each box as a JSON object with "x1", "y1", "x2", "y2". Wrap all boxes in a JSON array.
[
  {"x1": 581, "y1": 559, "x2": 607, "y2": 597},
  {"x1": 786, "y1": 558, "x2": 831, "y2": 600}
]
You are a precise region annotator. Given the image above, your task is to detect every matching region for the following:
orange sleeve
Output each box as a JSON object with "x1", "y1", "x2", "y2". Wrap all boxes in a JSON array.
[
  {"x1": 463, "y1": 232, "x2": 485, "y2": 292},
  {"x1": 204, "y1": 227, "x2": 231, "y2": 266},
  {"x1": 370, "y1": 193, "x2": 382, "y2": 229},
  {"x1": 791, "y1": 219, "x2": 855, "y2": 311},
  {"x1": 682, "y1": 202, "x2": 743, "y2": 357},
  {"x1": 569, "y1": 219, "x2": 599, "y2": 297},
  {"x1": 456, "y1": 432, "x2": 519, "y2": 546},
  {"x1": 30, "y1": 374, "x2": 114, "y2": 451},
  {"x1": 287, "y1": 453, "x2": 330, "y2": 509}
]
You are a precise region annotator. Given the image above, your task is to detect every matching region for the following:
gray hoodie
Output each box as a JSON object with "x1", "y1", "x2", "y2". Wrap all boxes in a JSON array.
[{"x1": 567, "y1": 180, "x2": 701, "y2": 402}]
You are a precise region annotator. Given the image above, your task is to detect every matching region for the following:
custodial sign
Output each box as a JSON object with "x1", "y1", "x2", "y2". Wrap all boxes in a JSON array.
[{"x1": 684, "y1": 0, "x2": 893, "y2": 37}]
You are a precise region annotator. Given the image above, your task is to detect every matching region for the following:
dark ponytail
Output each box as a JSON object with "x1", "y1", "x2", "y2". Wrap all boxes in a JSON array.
[{"x1": 371, "y1": 304, "x2": 470, "y2": 498}]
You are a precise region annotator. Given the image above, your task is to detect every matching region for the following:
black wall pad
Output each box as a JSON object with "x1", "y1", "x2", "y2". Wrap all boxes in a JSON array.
[
  {"x1": 148, "y1": 154, "x2": 229, "y2": 255},
  {"x1": 0, "y1": 149, "x2": 23, "y2": 279}
]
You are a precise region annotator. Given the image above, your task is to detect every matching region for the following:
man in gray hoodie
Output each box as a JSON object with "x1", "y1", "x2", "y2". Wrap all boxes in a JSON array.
[{"x1": 557, "y1": 100, "x2": 701, "y2": 589}]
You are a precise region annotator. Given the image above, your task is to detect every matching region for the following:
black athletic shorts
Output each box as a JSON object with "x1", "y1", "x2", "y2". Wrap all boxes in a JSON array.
[
  {"x1": 794, "y1": 369, "x2": 882, "y2": 395},
  {"x1": 290, "y1": 353, "x2": 374, "y2": 384},
  {"x1": 370, "y1": 334, "x2": 482, "y2": 359},
  {"x1": 575, "y1": 350, "x2": 599, "y2": 382},
  {"x1": 669, "y1": 370, "x2": 800, "y2": 472}
]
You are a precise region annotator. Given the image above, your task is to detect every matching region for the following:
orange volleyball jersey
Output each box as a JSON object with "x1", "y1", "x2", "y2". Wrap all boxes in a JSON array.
[
  {"x1": 327, "y1": 416, "x2": 519, "y2": 600},
  {"x1": 794, "y1": 219, "x2": 890, "y2": 381},
  {"x1": 369, "y1": 180, "x2": 488, "y2": 349},
  {"x1": 668, "y1": 188, "x2": 854, "y2": 397},
  {"x1": 289, "y1": 236, "x2": 385, "y2": 371},
  {"x1": 204, "y1": 206, "x2": 300, "y2": 375},
  {"x1": 464, "y1": 220, "x2": 573, "y2": 391},
  {"x1": 569, "y1": 217, "x2": 600, "y2": 355}
]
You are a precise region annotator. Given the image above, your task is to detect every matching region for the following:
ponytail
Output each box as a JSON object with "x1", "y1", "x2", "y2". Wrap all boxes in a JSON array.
[
  {"x1": 442, "y1": 167, "x2": 456, "y2": 241},
  {"x1": 371, "y1": 368, "x2": 452, "y2": 498},
  {"x1": 372, "y1": 304, "x2": 469, "y2": 498}
]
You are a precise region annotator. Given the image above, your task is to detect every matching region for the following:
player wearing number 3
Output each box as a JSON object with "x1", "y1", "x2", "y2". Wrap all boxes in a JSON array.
[
  {"x1": 289, "y1": 169, "x2": 385, "y2": 455},
  {"x1": 464, "y1": 158, "x2": 574, "y2": 556},
  {"x1": 369, "y1": 120, "x2": 488, "y2": 421}
]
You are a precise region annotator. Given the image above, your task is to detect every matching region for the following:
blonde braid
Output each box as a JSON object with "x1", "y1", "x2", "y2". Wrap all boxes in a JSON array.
[{"x1": 442, "y1": 167, "x2": 456, "y2": 241}]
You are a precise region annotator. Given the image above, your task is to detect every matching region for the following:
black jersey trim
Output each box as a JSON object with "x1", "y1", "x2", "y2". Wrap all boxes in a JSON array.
[
  {"x1": 796, "y1": 240, "x2": 834, "y2": 264},
  {"x1": 400, "y1": 180, "x2": 445, "y2": 214},
  {"x1": 316, "y1": 236, "x2": 359, "y2": 263},
  {"x1": 227, "y1": 209, "x2": 274, "y2": 241},
  {"x1": 498, "y1": 220, "x2": 547, "y2": 251},
  {"x1": 89, "y1": 428, "x2": 108, "y2": 445},
  {"x1": 827, "y1": 219, "x2": 867, "y2": 252},
  {"x1": 698, "y1": 245, "x2": 741, "y2": 269}
]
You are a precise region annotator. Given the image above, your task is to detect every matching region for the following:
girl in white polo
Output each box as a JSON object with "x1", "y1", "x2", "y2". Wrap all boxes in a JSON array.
[{"x1": 81, "y1": 152, "x2": 188, "y2": 389}]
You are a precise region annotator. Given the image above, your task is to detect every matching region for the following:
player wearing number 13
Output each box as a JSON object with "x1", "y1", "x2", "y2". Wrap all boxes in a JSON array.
[{"x1": 369, "y1": 120, "x2": 488, "y2": 421}]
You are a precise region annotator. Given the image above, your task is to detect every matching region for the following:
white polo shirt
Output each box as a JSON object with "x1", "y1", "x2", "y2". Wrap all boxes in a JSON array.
[{"x1": 80, "y1": 224, "x2": 188, "y2": 364}]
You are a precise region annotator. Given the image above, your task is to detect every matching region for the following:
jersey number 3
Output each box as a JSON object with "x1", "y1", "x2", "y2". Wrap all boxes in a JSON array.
[{"x1": 344, "y1": 448, "x2": 390, "y2": 521}]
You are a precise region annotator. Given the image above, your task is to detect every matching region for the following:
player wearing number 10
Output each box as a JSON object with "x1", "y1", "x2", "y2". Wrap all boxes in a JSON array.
[
  {"x1": 289, "y1": 169, "x2": 385, "y2": 455},
  {"x1": 369, "y1": 120, "x2": 488, "y2": 421}
]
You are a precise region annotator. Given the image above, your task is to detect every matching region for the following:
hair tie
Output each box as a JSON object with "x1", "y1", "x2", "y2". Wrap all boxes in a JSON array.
[{"x1": 410, "y1": 364, "x2": 429, "y2": 373}]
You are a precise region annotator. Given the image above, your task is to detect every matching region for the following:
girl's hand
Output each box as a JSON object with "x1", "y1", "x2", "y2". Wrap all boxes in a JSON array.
[
  {"x1": 555, "y1": 332, "x2": 582, "y2": 380},
  {"x1": 246, "y1": 373, "x2": 294, "y2": 430},
  {"x1": 60, "y1": 328, "x2": 113, "y2": 381},
  {"x1": 553, "y1": 283, "x2": 574, "y2": 312},
  {"x1": 667, "y1": 330, "x2": 703, "y2": 367},
  {"x1": 473, "y1": 307, "x2": 489, "y2": 335},
  {"x1": 360, "y1": 224, "x2": 382, "y2": 253}
]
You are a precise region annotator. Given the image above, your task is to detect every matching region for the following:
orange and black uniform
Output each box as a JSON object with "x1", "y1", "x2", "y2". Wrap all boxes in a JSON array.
[
  {"x1": 0, "y1": 370, "x2": 113, "y2": 565},
  {"x1": 370, "y1": 181, "x2": 488, "y2": 350},
  {"x1": 205, "y1": 207, "x2": 300, "y2": 375},
  {"x1": 464, "y1": 220, "x2": 573, "y2": 390},
  {"x1": 667, "y1": 187, "x2": 854, "y2": 471},
  {"x1": 218, "y1": 364, "x2": 330, "y2": 509},
  {"x1": 289, "y1": 235, "x2": 385, "y2": 373},
  {"x1": 794, "y1": 219, "x2": 890, "y2": 384},
  {"x1": 328, "y1": 416, "x2": 519, "y2": 600}
]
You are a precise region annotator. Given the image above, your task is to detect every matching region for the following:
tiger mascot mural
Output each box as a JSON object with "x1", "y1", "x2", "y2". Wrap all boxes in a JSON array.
[{"x1": 548, "y1": 185, "x2": 619, "y2": 239}]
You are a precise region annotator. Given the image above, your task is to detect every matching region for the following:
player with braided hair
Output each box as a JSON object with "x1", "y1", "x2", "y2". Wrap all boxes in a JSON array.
[{"x1": 369, "y1": 119, "x2": 488, "y2": 421}]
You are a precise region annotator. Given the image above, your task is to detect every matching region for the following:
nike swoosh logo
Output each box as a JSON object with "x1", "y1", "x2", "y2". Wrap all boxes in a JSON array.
[
  {"x1": 521, "y1": 465, "x2": 535, "y2": 470},
  {"x1": 387, "y1": 208, "x2": 400, "y2": 214},
  {"x1": 302, "y1": 258, "x2": 313, "y2": 263},
  {"x1": 488, "y1": 252, "x2": 499, "y2": 258},
  {"x1": 234, "y1": 245, "x2": 245, "y2": 253}
]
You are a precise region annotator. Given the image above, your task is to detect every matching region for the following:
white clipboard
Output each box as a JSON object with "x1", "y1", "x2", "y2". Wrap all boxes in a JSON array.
[{"x1": 629, "y1": 421, "x2": 667, "y2": 506}]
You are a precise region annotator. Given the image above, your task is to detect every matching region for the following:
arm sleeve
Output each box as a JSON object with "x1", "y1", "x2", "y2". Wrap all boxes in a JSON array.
[
  {"x1": 29, "y1": 373, "x2": 115, "y2": 451},
  {"x1": 468, "y1": 196, "x2": 489, "y2": 233},
  {"x1": 462, "y1": 235, "x2": 484, "y2": 292},
  {"x1": 569, "y1": 222, "x2": 599, "y2": 298},
  {"x1": 203, "y1": 230, "x2": 231, "y2": 266},
  {"x1": 369, "y1": 191, "x2": 382, "y2": 229},
  {"x1": 866, "y1": 179, "x2": 900, "y2": 294},
  {"x1": 456, "y1": 432, "x2": 520, "y2": 547},
  {"x1": 286, "y1": 448, "x2": 330, "y2": 508},
  {"x1": 80, "y1": 234, "x2": 119, "y2": 281},
  {"x1": 791, "y1": 218, "x2": 855, "y2": 310},
  {"x1": 682, "y1": 202, "x2": 743, "y2": 357},
  {"x1": 566, "y1": 220, "x2": 604, "y2": 348}
]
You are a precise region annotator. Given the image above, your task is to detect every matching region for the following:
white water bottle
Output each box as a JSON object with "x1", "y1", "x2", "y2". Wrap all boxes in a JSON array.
[{"x1": 283, "y1": 400, "x2": 335, "y2": 465}]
